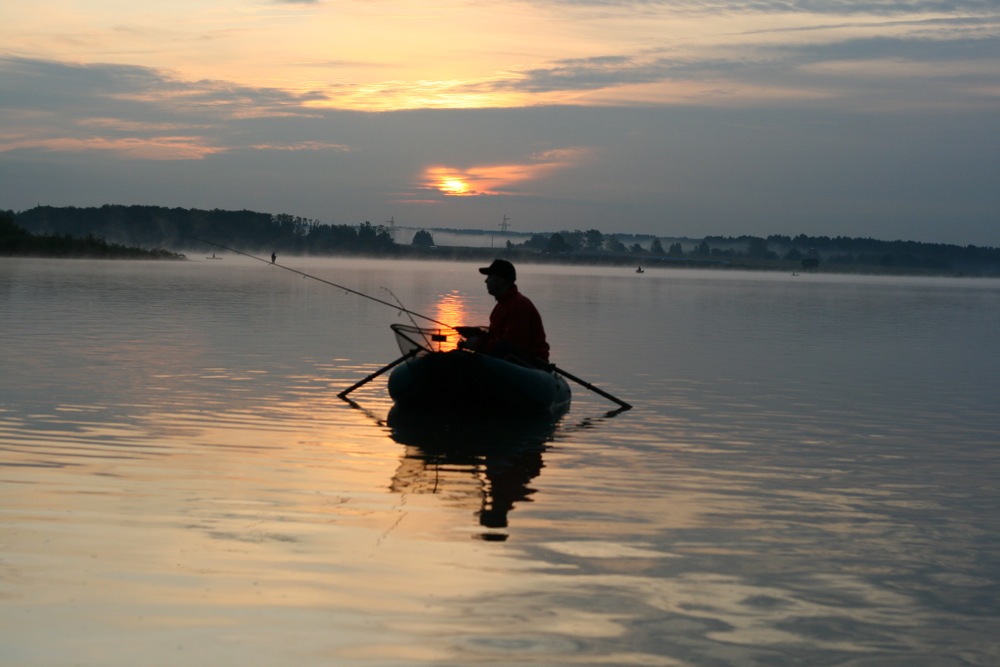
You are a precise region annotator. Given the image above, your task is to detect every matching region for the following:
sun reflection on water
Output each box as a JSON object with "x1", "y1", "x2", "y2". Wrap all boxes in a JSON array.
[{"x1": 431, "y1": 290, "x2": 470, "y2": 352}]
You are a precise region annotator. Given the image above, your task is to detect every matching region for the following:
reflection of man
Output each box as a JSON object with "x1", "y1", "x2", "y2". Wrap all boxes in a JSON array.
[{"x1": 460, "y1": 259, "x2": 550, "y2": 362}]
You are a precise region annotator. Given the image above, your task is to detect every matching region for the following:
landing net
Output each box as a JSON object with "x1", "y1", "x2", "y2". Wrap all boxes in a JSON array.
[{"x1": 391, "y1": 323, "x2": 453, "y2": 356}]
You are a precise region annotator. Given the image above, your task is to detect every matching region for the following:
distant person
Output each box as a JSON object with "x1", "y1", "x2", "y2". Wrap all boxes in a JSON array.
[
  {"x1": 271, "y1": 252, "x2": 277, "y2": 264},
  {"x1": 458, "y1": 259, "x2": 550, "y2": 363}
]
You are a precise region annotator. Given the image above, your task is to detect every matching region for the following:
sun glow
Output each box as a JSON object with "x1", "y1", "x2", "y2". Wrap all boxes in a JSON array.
[
  {"x1": 440, "y1": 178, "x2": 472, "y2": 196},
  {"x1": 422, "y1": 148, "x2": 591, "y2": 197}
]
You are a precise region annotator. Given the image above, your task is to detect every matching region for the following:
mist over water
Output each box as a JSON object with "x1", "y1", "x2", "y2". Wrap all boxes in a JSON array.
[{"x1": 2, "y1": 257, "x2": 998, "y2": 666}]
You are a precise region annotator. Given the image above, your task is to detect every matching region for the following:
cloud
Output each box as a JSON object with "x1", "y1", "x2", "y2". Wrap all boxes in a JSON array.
[
  {"x1": 0, "y1": 56, "x2": 342, "y2": 159},
  {"x1": 0, "y1": 56, "x2": 326, "y2": 115},
  {"x1": 782, "y1": 33, "x2": 1000, "y2": 62},
  {"x1": 507, "y1": 56, "x2": 672, "y2": 93},
  {"x1": 248, "y1": 141, "x2": 351, "y2": 152},
  {"x1": 540, "y1": 0, "x2": 997, "y2": 16},
  {"x1": 0, "y1": 135, "x2": 224, "y2": 160}
]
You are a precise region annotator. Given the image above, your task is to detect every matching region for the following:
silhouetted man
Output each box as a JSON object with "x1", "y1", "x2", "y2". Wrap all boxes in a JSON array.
[{"x1": 459, "y1": 259, "x2": 549, "y2": 362}]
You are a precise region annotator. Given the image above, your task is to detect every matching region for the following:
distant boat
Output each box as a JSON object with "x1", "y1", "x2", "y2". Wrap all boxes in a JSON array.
[
  {"x1": 206, "y1": 253, "x2": 222, "y2": 260},
  {"x1": 636, "y1": 266, "x2": 644, "y2": 274}
]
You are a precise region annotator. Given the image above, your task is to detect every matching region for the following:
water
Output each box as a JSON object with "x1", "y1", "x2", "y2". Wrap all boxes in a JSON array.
[{"x1": 2, "y1": 257, "x2": 998, "y2": 666}]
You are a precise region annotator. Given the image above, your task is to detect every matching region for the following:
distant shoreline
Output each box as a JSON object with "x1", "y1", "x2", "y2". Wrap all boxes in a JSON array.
[
  {"x1": 1, "y1": 216, "x2": 185, "y2": 260},
  {"x1": 5, "y1": 239, "x2": 996, "y2": 278},
  {"x1": 6, "y1": 206, "x2": 999, "y2": 276},
  {"x1": 325, "y1": 243, "x2": 998, "y2": 278}
]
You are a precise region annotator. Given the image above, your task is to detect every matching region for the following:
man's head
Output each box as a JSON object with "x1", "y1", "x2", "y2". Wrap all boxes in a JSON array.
[{"x1": 479, "y1": 259, "x2": 516, "y2": 298}]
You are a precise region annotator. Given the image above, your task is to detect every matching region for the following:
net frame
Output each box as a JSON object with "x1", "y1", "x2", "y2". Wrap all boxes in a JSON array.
[{"x1": 391, "y1": 323, "x2": 452, "y2": 356}]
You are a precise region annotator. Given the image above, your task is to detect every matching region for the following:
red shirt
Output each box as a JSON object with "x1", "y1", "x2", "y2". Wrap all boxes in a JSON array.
[{"x1": 486, "y1": 285, "x2": 550, "y2": 361}]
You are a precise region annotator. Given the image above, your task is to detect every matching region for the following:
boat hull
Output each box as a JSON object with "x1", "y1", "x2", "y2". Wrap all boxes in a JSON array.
[{"x1": 387, "y1": 350, "x2": 571, "y2": 416}]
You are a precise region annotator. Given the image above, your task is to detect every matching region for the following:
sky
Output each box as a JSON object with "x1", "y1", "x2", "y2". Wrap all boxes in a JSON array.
[{"x1": 1, "y1": 0, "x2": 998, "y2": 246}]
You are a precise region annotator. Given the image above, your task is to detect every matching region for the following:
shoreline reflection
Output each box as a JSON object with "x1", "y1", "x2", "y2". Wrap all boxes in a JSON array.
[{"x1": 387, "y1": 406, "x2": 560, "y2": 540}]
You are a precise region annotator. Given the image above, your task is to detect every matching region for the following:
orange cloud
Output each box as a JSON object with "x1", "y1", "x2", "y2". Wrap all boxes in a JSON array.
[
  {"x1": 0, "y1": 135, "x2": 224, "y2": 160},
  {"x1": 421, "y1": 147, "x2": 590, "y2": 196}
]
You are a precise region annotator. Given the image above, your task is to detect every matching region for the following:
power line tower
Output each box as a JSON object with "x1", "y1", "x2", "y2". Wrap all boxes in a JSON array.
[
  {"x1": 386, "y1": 216, "x2": 396, "y2": 241},
  {"x1": 499, "y1": 214, "x2": 510, "y2": 233}
]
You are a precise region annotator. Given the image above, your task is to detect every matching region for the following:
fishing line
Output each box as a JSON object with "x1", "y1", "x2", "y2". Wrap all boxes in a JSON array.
[
  {"x1": 381, "y1": 286, "x2": 437, "y2": 349},
  {"x1": 196, "y1": 239, "x2": 454, "y2": 329}
]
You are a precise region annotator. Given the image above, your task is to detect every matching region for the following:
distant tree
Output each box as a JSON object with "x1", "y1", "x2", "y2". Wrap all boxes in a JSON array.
[
  {"x1": 667, "y1": 242, "x2": 683, "y2": 256},
  {"x1": 306, "y1": 222, "x2": 363, "y2": 251},
  {"x1": 802, "y1": 247, "x2": 820, "y2": 269},
  {"x1": 0, "y1": 215, "x2": 31, "y2": 252},
  {"x1": 583, "y1": 229, "x2": 604, "y2": 251},
  {"x1": 558, "y1": 230, "x2": 584, "y2": 251},
  {"x1": 693, "y1": 240, "x2": 711, "y2": 256},
  {"x1": 650, "y1": 238, "x2": 665, "y2": 254},
  {"x1": 630, "y1": 243, "x2": 644, "y2": 253},
  {"x1": 522, "y1": 233, "x2": 549, "y2": 251},
  {"x1": 272, "y1": 213, "x2": 310, "y2": 239},
  {"x1": 604, "y1": 236, "x2": 626, "y2": 253},
  {"x1": 745, "y1": 236, "x2": 769, "y2": 258},
  {"x1": 411, "y1": 229, "x2": 435, "y2": 247},
  {"x1": 783, "y1": 248, "x2": 804, "y2": 261},
  {"x1": 356, "y1": 221, "x2": 395, "y2": 251},
  {"x1": 545, "y1": 233, "x2": 573, "y2": 254}
]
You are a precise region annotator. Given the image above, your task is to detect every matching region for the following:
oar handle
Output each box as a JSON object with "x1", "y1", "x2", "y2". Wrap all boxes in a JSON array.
[
  {"x1": 550, "y1": 364, "x2": 632, "y2": 410},
  {"x1": 338, "y1": 349, "x2": 419, "y2": 399}
]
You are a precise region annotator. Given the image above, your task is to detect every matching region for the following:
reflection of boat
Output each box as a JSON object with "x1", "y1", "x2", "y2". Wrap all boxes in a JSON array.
[
  {"x1": 388, "y1": 404, "x2": 559, "y2": 451},
  {"x1": 386, "y1": 324, "x2": 571, "y2": 416},
  {"x1": 387, "y1": 405, "x2": 559, "y2": 537}
]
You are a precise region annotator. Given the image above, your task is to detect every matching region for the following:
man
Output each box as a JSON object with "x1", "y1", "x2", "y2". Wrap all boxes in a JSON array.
[{"x1": 459, "y1": 259, "x2": 550, "y2": 362}]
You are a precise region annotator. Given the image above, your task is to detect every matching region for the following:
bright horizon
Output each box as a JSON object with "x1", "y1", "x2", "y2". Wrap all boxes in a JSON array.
[{"x1": 2, "y1": 0, "x2": 998, "y2": 245}]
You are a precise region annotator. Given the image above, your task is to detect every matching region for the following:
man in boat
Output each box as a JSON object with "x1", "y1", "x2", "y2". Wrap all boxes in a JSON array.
[{"x1": 458, "y1": 259, "x2": 550, "y2": 363}]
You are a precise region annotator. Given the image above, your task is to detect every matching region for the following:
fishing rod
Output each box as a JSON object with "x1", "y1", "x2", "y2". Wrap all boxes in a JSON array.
[{"x1": 196, "y1": 239, "x2": 453, "y2": 329}]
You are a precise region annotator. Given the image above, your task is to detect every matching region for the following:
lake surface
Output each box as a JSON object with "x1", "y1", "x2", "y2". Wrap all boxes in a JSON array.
[{"x1": 2, "y1": 257, "x2": 998, "y2": 666}]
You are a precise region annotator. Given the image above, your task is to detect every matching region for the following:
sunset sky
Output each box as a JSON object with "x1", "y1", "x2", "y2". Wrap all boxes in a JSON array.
[{"x1": 1, "y1": 0, "x2": 997, "y2": 245}]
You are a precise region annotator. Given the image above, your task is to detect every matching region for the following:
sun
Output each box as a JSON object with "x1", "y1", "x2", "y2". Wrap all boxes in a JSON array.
[
  {"x1": 440, "y1": 178, "x2": 471, "y2": 195},
  {"x1": 422, "y1": 167, "x2": 482, "y2": 196}
]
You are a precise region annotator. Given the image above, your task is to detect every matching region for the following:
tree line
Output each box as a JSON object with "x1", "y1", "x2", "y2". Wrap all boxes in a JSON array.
[
  {"x1": 517, "y1": 229, "x2": 999, "y2": 274},
  {"x1": 5, "y1": 205, "x2": 998, "y2": 274},
  {"x1": 8, "y1": 205, "x2": 396, "y2": 256},
  {"x1": 1, "y1": 214, "x2": 183, "y2": 259}
]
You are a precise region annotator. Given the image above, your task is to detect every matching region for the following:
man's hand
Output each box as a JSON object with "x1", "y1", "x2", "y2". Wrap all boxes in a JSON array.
[{"x1": 455, "y1": 325, "x2": 487, "y2": 339}]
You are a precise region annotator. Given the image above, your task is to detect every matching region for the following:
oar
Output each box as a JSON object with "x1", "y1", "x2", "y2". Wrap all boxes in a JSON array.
[
  {"x1": 550, "y1": 364, "x2": 632, "y2": 411},
  {"x1": 488, "y1": 351, "x2": 633, "y2": 412},
  {"x1": 337, "y1": 349, "x2": 419, "y2": 400}
]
